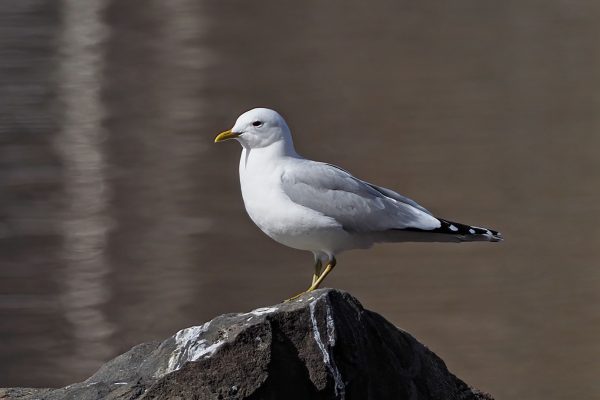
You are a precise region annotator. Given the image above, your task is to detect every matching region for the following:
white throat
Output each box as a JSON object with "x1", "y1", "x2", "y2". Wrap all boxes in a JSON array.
[{"x1": 239, "y1": 138, "x2": 299, "y2": 170}]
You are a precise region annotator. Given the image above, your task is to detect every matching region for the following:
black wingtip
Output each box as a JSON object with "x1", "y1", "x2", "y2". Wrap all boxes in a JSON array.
[{"x1": 403, "y1": 218, "x2": 503, "y2": 242}]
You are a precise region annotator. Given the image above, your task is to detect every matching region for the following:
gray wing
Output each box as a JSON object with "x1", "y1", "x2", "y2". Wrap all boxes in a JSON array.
[{"x1": 281, "y1": 161, "x2": 441, "y2": 232}]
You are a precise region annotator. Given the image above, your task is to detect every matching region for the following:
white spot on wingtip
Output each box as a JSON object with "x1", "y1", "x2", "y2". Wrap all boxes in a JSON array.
[
  {"x1": 449, "y1": 224, "x2": 458, "y2": 232},
  {"x1": 469, "y1": 228, "x2": 476, "y2": 234}
]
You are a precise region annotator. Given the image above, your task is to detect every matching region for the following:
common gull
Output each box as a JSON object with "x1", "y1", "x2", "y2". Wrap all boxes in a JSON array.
[{"x1": 215, "y1": 108, "x2": 502, "y2": 300}]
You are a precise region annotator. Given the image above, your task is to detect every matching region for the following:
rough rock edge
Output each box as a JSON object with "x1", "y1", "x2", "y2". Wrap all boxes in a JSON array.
[{"x1": 1, "y1": 289, "x2": 494, "y2": 400}]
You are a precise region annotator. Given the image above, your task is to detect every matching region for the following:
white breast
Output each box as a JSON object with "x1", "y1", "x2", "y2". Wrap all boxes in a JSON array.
[{"x1": 238, "y1": 148, "x2": 349, "y2": 253}]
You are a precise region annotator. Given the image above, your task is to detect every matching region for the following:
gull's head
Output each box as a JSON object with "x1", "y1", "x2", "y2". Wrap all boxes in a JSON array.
[{"x1": 214, "y1": 108, "x2": 292, "y2": 149}]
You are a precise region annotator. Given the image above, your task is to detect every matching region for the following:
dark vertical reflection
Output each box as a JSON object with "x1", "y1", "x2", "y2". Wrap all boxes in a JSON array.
[
  {"x1": 0, "y1": 0, "x2": 64, "y2": 387},
  {"x1": 102, "y1": 0, "x2": 214, "y2": 347}
]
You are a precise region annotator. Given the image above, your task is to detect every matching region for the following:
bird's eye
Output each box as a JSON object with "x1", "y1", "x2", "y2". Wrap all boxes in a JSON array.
[{"x1": 252, "y1": 121, "x2": 263, "y2": 127}]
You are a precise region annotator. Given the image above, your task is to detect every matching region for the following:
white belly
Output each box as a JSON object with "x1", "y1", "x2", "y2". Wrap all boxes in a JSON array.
[{"x1": 238, "y1": 151, "x2": 367, "y2": 255}]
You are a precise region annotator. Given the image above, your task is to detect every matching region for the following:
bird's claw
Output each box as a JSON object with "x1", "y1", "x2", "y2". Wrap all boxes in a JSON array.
[{"x1": 284, "y1": 290, "x2": 310, "y2": 303}]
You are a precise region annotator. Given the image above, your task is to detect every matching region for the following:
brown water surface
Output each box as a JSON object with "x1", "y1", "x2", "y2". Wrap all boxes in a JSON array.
[{"x1": 1, "y1": 1, "x2": 599, "y2": 399}]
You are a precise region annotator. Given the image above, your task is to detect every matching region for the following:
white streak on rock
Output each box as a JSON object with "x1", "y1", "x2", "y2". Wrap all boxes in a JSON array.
[
  {"x1": 309, "y1": 300, "x2": 345, "y2": 400},
  {"x1": 250, "y1": 306, "x2": 278, "y2": 316},
  {"x1": 325, "y1": 303, "x2": 336, "y2": 346},
  {"x1": 165, "y1": 321, "x2": 226, "y2": 374}
]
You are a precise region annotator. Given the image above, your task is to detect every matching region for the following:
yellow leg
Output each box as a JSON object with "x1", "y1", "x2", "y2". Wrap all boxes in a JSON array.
[
  {"x1": 308, "y1": 258, "x2": 335, "y2": 290},
  {"x1": 312, "y1": 259, "x2": 323, "y2": 286},
  {"x1": 285, "y1": 258, "x2": 336, "y2": 302}
]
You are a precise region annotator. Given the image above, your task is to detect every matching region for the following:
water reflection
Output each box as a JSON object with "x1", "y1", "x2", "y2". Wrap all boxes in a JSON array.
[
  {"x1": 56, "y1": 0, "x2": 114, "y2": 373},
  {"x1": 101, "y1": 0, "x2": 214, "y2": 345}
]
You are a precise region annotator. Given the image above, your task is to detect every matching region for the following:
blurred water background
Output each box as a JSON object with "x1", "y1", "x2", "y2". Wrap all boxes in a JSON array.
[{"x1": 1, "y1": 1, "x2": 599, "y2": 398}]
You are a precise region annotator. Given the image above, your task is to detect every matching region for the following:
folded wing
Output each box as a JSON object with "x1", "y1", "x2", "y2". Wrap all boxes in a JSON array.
[{"x1": 281, "y1": 161, "x2": 441, "y2": 233}]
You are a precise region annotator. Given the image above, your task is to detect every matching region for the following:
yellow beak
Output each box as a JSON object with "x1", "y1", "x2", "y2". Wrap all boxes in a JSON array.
[{"x1": 214, "y1": 129, "x2": 240, "y2": 143}]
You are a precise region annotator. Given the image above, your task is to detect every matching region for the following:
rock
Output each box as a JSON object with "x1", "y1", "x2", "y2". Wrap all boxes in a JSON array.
[{"x1": 1, "y1": 289, "x2": 494, "y2": 400}]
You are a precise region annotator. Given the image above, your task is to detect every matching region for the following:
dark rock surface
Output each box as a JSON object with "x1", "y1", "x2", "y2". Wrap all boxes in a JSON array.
[{"x1": 1, "y1": 289, "x2": 494, "y2": 400}]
